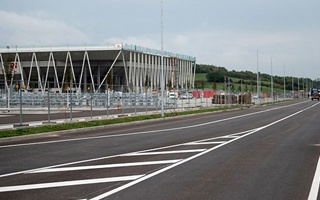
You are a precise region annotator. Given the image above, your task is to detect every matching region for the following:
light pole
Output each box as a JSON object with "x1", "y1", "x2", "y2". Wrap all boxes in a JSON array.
[
  {"x1": 160, "y1": 0, "x2": 164, "y2": 117},
  {"x1": 271, "y1": 57, "x2": 273, "y2": 102},
  {"x1": 292, "y1": 69, "x2": 294, "y2": 99},
  {"x1": 283, "y1": 64, "x2": 286, "y2": 100},
  {"x1": 256, "y1": 49, "x2": 259, "y2": 98}
]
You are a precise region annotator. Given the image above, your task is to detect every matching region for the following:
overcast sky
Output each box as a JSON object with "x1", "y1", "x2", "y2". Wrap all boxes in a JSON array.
[{"x1": 1, "y1": 0, "x2": 320, "y2": 79}]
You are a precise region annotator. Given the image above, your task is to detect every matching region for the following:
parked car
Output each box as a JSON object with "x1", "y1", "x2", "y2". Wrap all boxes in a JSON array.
[
  {"x1": 180, "y1": 91, "x2": 193, "y2": 99},
  {"x1": 169, "y1": 92, "x2": 179, "y2": 99}
]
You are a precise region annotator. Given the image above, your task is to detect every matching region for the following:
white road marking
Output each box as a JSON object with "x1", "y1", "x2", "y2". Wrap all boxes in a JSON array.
[
  {"x1": 221, "y1": 135, "x2": 239, "y2": 138},
  {"x1": 308, "y1": 155, "x2": 320, "y2": 200},
  {"x1": 0, "y1": 101, "x2": 309, "y2": 149},
  {"x1": 125, "y1": 149, "x2": 206, "y2": 156},
  {"x1": 0, "y1": 101, "x2": 318, "y2": 198},
  {"x1": 184, "y1": 141, "x2": 226, "y2": 145},
  {"x1": 0, "y1": 175, "x2": 144, "y2": 192},
  {"x1": 89, "y1": 102, "x2": 320, "y2": 200},
  {"x1": 28, "y1": 160, "x2": 182, "y2": 173}
]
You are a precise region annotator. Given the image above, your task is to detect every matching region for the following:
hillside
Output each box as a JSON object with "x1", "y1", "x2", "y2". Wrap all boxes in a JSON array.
[{"x1": 194, "y1": 64, "x2": 317, "y2": 92}]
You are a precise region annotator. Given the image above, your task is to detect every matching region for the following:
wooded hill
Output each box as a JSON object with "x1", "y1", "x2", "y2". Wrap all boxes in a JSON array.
[{"x1": 195, "y1": 64, "x2": 319, "y2": 91}]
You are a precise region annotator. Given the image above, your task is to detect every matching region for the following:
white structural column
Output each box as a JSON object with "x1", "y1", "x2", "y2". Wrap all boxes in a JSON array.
[
  {"x1": 151, "y1": 55, "x2": 155, "y2": 91},
  {"x1": 153, "y1": 56, "x2": 157, "y2": 89},
  {"x1": 0, "y1": 54, "x2": 9, "y2": 91},
  {"x1": 166, "y1": 57, "x2": 170, "y2": 88},
  {"x1": 137, "y1": 53, "x2": 142, "y2": 90},
  {"x1": 149, "y1": 55, "x2": 152, "y2": 89},
  {"x1": 133, "y1": 52, "x2": 137, "y2": 90},
  {"x1": 128, "y1": 51, "x2": 132, "y2": 87},
  {"x1": 187, "y1": 61, "x2": 191, "y2": 88},
  {"x1": 0, "y1": 48, "x2": 196, "y2": 93},
  {"x1": 143, "y1": 54, "x2": 146, "y2": 90},
  {"x1": 14, "y1": 53, "x2": 24, "y2": 86},
  {"x1": 182, "y1": 60, "x2": 186, "y2": 88},
  {"x1": 61, "y1": 52, "x2": 77, "y2": 90},
  {"x1": 85, "y1": 52, "x2": 95, "y2": 92},
  {"x1": 29, "y1": 53, "x2": 44, "y2": 93},
  {"x1": 44, "y1": 52, "x2": 60, "y2": 92},
  {"x1": 158, "y1": 56, "x2": 161, "y2": 88},
  {"x1": 78, "y1": 51, "x2": 94, "y2": 93}
]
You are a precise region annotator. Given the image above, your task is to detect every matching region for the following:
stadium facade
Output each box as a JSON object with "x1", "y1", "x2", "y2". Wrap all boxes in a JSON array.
[{"x1": 0, "y1": 44, "x2": 196, "y2": 93}]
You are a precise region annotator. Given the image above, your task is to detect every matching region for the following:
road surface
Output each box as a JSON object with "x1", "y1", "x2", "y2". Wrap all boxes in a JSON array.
[{"x1": 0, "y1": 100, "x2": 319, "y2": 199}]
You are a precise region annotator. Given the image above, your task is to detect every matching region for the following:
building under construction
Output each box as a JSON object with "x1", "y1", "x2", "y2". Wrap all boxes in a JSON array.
[{"x1": 0, "y1": 44, "x2": 196, "y2": 93}]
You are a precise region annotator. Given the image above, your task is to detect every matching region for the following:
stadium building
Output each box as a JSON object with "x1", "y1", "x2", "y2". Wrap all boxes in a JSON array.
[{"x1": 0, "y1": 44, "x2": 196, "y2": 93}]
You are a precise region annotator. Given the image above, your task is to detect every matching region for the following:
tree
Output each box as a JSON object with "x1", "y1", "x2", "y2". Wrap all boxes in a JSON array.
[
  {"x1": 213, "y1": 82, "x2": 217, "y2": 90},
  {"x1": 206, "y1": 72, "x2": 225, "y2": 83},
  {"x1": 1, "y1": 57, "x2": 14, "y2": 82},
  {"x1": 200, "y1": 80, "x2": 205, "y2": 90},
  {"x1": 167, "y1": 80, "x2": 172, "y2": 90},
  {"x1": 144, "y1": 74, "x2": 151, "y2": 92},
  {"x1": 0, "y1": 57, "x2": 16, "y2": 91}
]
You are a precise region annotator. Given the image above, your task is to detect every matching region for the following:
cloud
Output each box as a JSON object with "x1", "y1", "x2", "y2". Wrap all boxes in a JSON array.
[
  {"x1": 102, "y1": 29, "x2": 320, "y2": 79},
  {"x1": 0, "y1": 11, "x2": 90, "y2": 47}
]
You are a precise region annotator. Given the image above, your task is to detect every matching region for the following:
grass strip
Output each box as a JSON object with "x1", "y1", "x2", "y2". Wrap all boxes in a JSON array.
[{"x1": 0, "y1": 106, "x2": 246, "y2": 139}]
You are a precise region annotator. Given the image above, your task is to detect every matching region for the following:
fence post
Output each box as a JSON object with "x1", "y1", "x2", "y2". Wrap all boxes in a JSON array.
[
  {"x1": 145, "y1": 89, "x2": 148, "y2": 113},
  {"x1": 121, "y1": 85, "x2": 124, "y2": 115},
  {"x1": 106, "y1": 84, "x2": 109, "y2": 117},
  {"x1": 7, "y1": 83, "x2": 11, "y2": 112},
  {"x1": 47, "y1": 81, "x2": 51, "y2": 123},
  {"x1": 19, "y1": 81, "x2": 22, "y2": 126},
  {"x1": 90, "y1": 84, "x2": 93, "y2": 119},
  {"x1": 134, "y1": 89, "x2": 137, "y2": 115},
  {"x1": 70, "y1": 84, "x2": 73, "y2": 121}
]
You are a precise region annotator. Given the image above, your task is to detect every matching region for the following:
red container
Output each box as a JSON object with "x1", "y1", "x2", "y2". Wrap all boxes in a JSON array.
[
  {"x1": 203, "y1": 90, "x2": 216, "y2": 98},
  {"x1": 192, "y1": 91, "x2": 200, "y2": 98}
]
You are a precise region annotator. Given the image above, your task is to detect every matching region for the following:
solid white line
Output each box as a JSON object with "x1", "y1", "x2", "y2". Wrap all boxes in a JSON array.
[
  {"x1": 0, "y1": 101, "x2": 309, "y2": 149},
  {"x1": 0, "y1": 175, "x2": 144, "y2": 193},
  {"x1": 28, "y1": 160, "x2": 182, "y2": 173},
  {"x1": 89, "y1": 102, "x2": 319, "y2": 200},
  {"x1": 308, "y1": 155, "x2": 320, "y2": 200},
  {"x1": 125, "y1": 149, "x2": 206, "y2": 156}
]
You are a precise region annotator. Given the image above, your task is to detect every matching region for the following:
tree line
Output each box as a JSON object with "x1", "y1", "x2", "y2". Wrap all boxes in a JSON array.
[{"x1": 196, "y1": 64, "x2": 319, "y2": 91}]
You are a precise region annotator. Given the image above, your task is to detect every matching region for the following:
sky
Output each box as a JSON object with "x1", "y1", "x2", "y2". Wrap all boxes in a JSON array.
[{"x1": 1, "y1": 0, "x2": 320, "y2": 80}]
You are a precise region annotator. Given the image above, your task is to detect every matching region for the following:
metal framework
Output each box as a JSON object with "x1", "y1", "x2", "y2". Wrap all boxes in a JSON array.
[{"x1": 0, "y1": 44, "x2": 196, "y2": 93}]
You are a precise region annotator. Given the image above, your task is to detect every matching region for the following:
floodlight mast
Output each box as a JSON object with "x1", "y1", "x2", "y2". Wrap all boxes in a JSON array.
[{"x1": 161, "y1": 0, "x2": 164, "y2": 117}]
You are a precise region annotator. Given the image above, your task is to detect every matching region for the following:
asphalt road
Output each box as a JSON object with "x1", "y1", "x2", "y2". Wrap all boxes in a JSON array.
[{"x1": 0, "y1": 100, "x2": 319, "y2": 200}]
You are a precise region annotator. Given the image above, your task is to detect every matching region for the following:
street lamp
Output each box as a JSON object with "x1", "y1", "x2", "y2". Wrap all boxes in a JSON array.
[{"x1": 160, "y1": 0, "x2": 164, "y2": 117}]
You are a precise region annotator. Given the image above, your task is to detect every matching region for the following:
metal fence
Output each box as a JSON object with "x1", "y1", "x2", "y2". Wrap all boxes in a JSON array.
[{"x1": 0, "y1": 80, "x2": 307, "y2": 125}]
